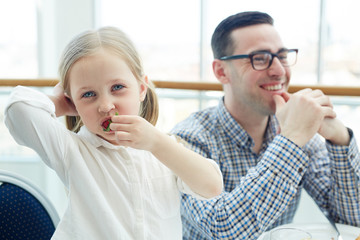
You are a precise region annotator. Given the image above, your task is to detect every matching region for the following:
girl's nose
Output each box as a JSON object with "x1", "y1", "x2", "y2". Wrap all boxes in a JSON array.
[{"x1": 98, "y1": 97, "x2": 115, "y2": 113}]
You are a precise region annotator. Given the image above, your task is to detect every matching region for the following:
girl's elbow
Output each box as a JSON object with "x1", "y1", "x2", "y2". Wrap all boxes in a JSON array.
[
  {"x1": 213, "y1": 181, "x2": 224, "y2": 197},
  {"x1": 205, "y1": 179, "x2": 223, "y2": 198}
]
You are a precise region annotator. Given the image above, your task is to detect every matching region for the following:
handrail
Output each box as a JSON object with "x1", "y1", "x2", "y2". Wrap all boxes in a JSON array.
[{"x1": 1, "y1": 79, "x2": 360, "y2": 96}]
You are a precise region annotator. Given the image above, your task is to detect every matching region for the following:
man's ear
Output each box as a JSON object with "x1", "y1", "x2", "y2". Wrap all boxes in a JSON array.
[{"x1": 212, "y1": 59, "x2": 230, "y2": 84}]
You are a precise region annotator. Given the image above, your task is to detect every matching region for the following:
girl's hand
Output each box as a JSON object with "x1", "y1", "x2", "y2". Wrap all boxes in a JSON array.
[
  {"x1": 49, "y1": 83, "x2": 78, "y2": 117},
  {"x1": 110, "y1": 115, "x2": 161, "y2": 151}
]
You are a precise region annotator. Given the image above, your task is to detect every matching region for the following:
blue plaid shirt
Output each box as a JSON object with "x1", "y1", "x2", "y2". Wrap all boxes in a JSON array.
[{"x1": 171, "y1": 98, "x2": 360, "y2": 240}]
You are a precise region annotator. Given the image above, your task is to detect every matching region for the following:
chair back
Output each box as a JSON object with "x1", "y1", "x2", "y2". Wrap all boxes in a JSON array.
[{"x1": 0, "y1": 169, "x2": 60, "y2": 240}]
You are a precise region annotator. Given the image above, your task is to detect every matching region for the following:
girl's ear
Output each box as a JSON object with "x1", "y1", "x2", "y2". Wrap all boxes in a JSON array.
[
  {"x1": 212, "y1": 59, "x2": 230, "y2": 84},
  {"x1": 139, "y1": 75, "x2": 149, "y2": 101},
  {"x1": 64, "y1": 91, "x2": 72, "y2": 101}
]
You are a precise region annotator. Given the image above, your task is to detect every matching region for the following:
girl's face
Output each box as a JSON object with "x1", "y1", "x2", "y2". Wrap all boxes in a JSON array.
[{"x1": 68, "y1": 49, "x2": 147, "y2": 144}]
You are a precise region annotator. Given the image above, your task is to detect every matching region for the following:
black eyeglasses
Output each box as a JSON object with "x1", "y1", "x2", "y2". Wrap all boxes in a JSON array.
[{"x1": 220, "y1": 49, "x2": 298, "y2": 71}]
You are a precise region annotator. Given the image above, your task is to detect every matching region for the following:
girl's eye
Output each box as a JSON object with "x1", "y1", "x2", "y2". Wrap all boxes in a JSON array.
[
  {"x1": 112, "y1": 84, "x2": 124, "y2": 91},
  {"x1": 82, "y1": 91, "x2": 95, "y2": 98}
]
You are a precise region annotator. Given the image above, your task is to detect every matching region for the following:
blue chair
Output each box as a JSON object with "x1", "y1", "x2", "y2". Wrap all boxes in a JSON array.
[{"x1": 0, "y1": 169, "x2": 60, "y2": 240}]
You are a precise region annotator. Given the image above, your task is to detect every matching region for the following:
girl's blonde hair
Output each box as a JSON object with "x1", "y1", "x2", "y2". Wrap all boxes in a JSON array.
[{"x1": 58, "y1": 26, "x2": 159, "y2": 133}]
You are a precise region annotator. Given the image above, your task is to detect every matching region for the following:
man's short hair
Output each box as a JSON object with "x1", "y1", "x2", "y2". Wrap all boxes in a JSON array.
[{"x1": 211, "y1": 11, "x2": 274, "y2": 59}]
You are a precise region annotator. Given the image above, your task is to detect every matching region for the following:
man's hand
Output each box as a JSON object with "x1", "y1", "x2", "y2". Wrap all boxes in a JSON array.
[
  {"x1": 273, "y1": 88, "x2": 336, "y2": 147},
  {"x1": 319, "y1": 117, "x2": 350, "y2": 146}
]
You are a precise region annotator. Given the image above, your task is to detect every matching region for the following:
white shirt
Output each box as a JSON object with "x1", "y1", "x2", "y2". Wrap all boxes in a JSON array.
[{"x1": 4, "y1": 86, "x2": 221, "y2": 240}]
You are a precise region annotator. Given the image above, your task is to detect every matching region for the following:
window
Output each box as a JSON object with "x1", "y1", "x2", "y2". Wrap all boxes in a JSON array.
[
  {"x1": 98, "y1": 0, "x2": 322, "y2": 85},
  {"x1": 99, "y1": 0, "x2": 201, "y2": 82},
  {"x1": 0, "y1": 0, "x2": 38, "y2": 77},
  {"x1": 99, "y1": 0, "x2": 360, "y2": 87},
  {"x1": 321, "y1": 0, "x2": 360, "y2": 86},
  {"x1": 0, "y1": 0, "x2": 38, "y2": 160}
]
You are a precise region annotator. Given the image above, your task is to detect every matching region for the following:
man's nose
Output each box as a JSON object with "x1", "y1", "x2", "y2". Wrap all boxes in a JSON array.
[{"x1": 268, "y1": 57, "x2": 286, "y2": 76}]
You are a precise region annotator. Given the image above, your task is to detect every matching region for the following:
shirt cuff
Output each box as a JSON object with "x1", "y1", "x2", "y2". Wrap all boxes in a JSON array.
[
  {"x1": 326, "y1": 128, "x2": 360, "y2": 172},
  {"x1": 263, "y1": 135, "x2": 309, "y2": 186}
]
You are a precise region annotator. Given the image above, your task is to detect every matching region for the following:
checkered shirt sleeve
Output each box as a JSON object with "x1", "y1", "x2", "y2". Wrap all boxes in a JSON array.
[
  {"x1": 179, "y1": 135, "x2": 307, "y2": 240},
  {"x1": 303, "y1": 129, "x2": 360, "y2": 225}
]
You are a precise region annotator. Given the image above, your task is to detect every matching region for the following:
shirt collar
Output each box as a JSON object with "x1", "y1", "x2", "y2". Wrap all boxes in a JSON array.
[
  {"x1": 216, "y1": 97, "x2": 279, "y2": 147},
  {"x1": 77, "y1": 126, "x2": 125, "y2": 150},
  {"x1": 216, "y1": 98, "x2": 250, "y2": 146}
]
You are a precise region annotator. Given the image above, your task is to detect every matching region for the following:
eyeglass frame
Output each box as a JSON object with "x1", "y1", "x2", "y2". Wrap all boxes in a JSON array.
[{"x1": 219, "y1": 48, "x2": 298, "y2": 71}]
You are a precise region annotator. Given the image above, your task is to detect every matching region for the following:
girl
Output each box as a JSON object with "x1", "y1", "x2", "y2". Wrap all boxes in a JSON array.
[{"x1": 4, "y1": 27, "x2": 223, "y2": 239}]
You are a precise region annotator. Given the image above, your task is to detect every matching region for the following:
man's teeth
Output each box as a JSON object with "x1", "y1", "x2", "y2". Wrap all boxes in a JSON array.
[{"x1": 264, "y1": 84, "x2": 282, "y2": 91}]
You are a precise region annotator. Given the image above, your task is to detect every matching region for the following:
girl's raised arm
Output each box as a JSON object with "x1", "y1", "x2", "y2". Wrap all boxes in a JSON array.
[
  {"x1": 111, "y1": 115, "x2": 223, "y2": 198},
  {"x1": 151, "y1": 132, "x2": 223, "y2": 198}
]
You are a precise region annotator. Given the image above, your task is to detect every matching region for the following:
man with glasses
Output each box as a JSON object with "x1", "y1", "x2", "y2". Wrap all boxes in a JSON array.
[
  {"x1": 219, "y1": 48, "x2": 298, "y2": 71},
  {"x1": 171, "y1": 11, "x2": 360, "y2": 239}
]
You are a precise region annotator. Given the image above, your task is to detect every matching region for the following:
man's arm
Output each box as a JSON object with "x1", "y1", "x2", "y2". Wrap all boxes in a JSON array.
[
  {"x1": 303, "y1": 130, "x2": 360, "y2": 226},
  {"x1": 180, "y1": 135, "x2": 308, "y2": 240}
]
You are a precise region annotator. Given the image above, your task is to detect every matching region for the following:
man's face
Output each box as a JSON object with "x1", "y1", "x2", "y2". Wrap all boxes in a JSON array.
[{"x1": 221, "y1": 24, "x2": 291, "y2": 116}]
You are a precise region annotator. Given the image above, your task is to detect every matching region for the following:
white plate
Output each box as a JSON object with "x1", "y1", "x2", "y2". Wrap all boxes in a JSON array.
[{"x1": 258, "y1": 223, "x2": 360, "y2": 240}]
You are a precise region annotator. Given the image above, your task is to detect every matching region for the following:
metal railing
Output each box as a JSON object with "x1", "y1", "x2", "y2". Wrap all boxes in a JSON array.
[{"x1": 1, "y1": 79, "x2": 360, "y2": 96}]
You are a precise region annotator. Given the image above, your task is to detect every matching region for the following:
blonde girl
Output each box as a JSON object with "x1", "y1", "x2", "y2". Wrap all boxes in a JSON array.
[{"x1": 5, "y1": 27, "x2": 222, "y2": 240}]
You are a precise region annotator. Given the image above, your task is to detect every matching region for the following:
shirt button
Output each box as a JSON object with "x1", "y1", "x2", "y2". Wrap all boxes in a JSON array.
[{"x1": 298, "y1": 167, "x2": 303, "y2": 173}]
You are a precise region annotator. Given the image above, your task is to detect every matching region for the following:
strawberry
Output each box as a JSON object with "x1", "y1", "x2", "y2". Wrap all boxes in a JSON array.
[
  {"x1": 103, "y1": 119, "x2": 112, "y2": 132},
  {"x1": 102, "y1": 112, "x2": 118, "y2": 132}
]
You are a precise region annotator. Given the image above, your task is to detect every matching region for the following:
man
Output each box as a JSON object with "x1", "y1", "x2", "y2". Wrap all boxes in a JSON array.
[{"x1": 171, "y1": 11, "x2": 360, "y2": 239}]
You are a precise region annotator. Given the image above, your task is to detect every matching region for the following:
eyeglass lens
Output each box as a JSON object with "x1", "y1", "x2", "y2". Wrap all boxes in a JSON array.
[{"x1": 252, "y1": 50, "x2": 297, "y2": 70}]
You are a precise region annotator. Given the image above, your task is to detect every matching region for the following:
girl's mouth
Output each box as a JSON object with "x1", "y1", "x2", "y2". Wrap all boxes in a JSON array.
[
  {"x1": 102, "y1": 113, "x2": 118, "y2": 132},
  {"x1": 102, "y1": 119, "x2": 112, "y2": 132}
]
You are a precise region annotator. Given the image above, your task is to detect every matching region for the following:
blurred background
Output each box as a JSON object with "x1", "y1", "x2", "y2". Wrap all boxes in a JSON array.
[{"x1": 1, "y1": 0, "x2": 360, "y2": 223}]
